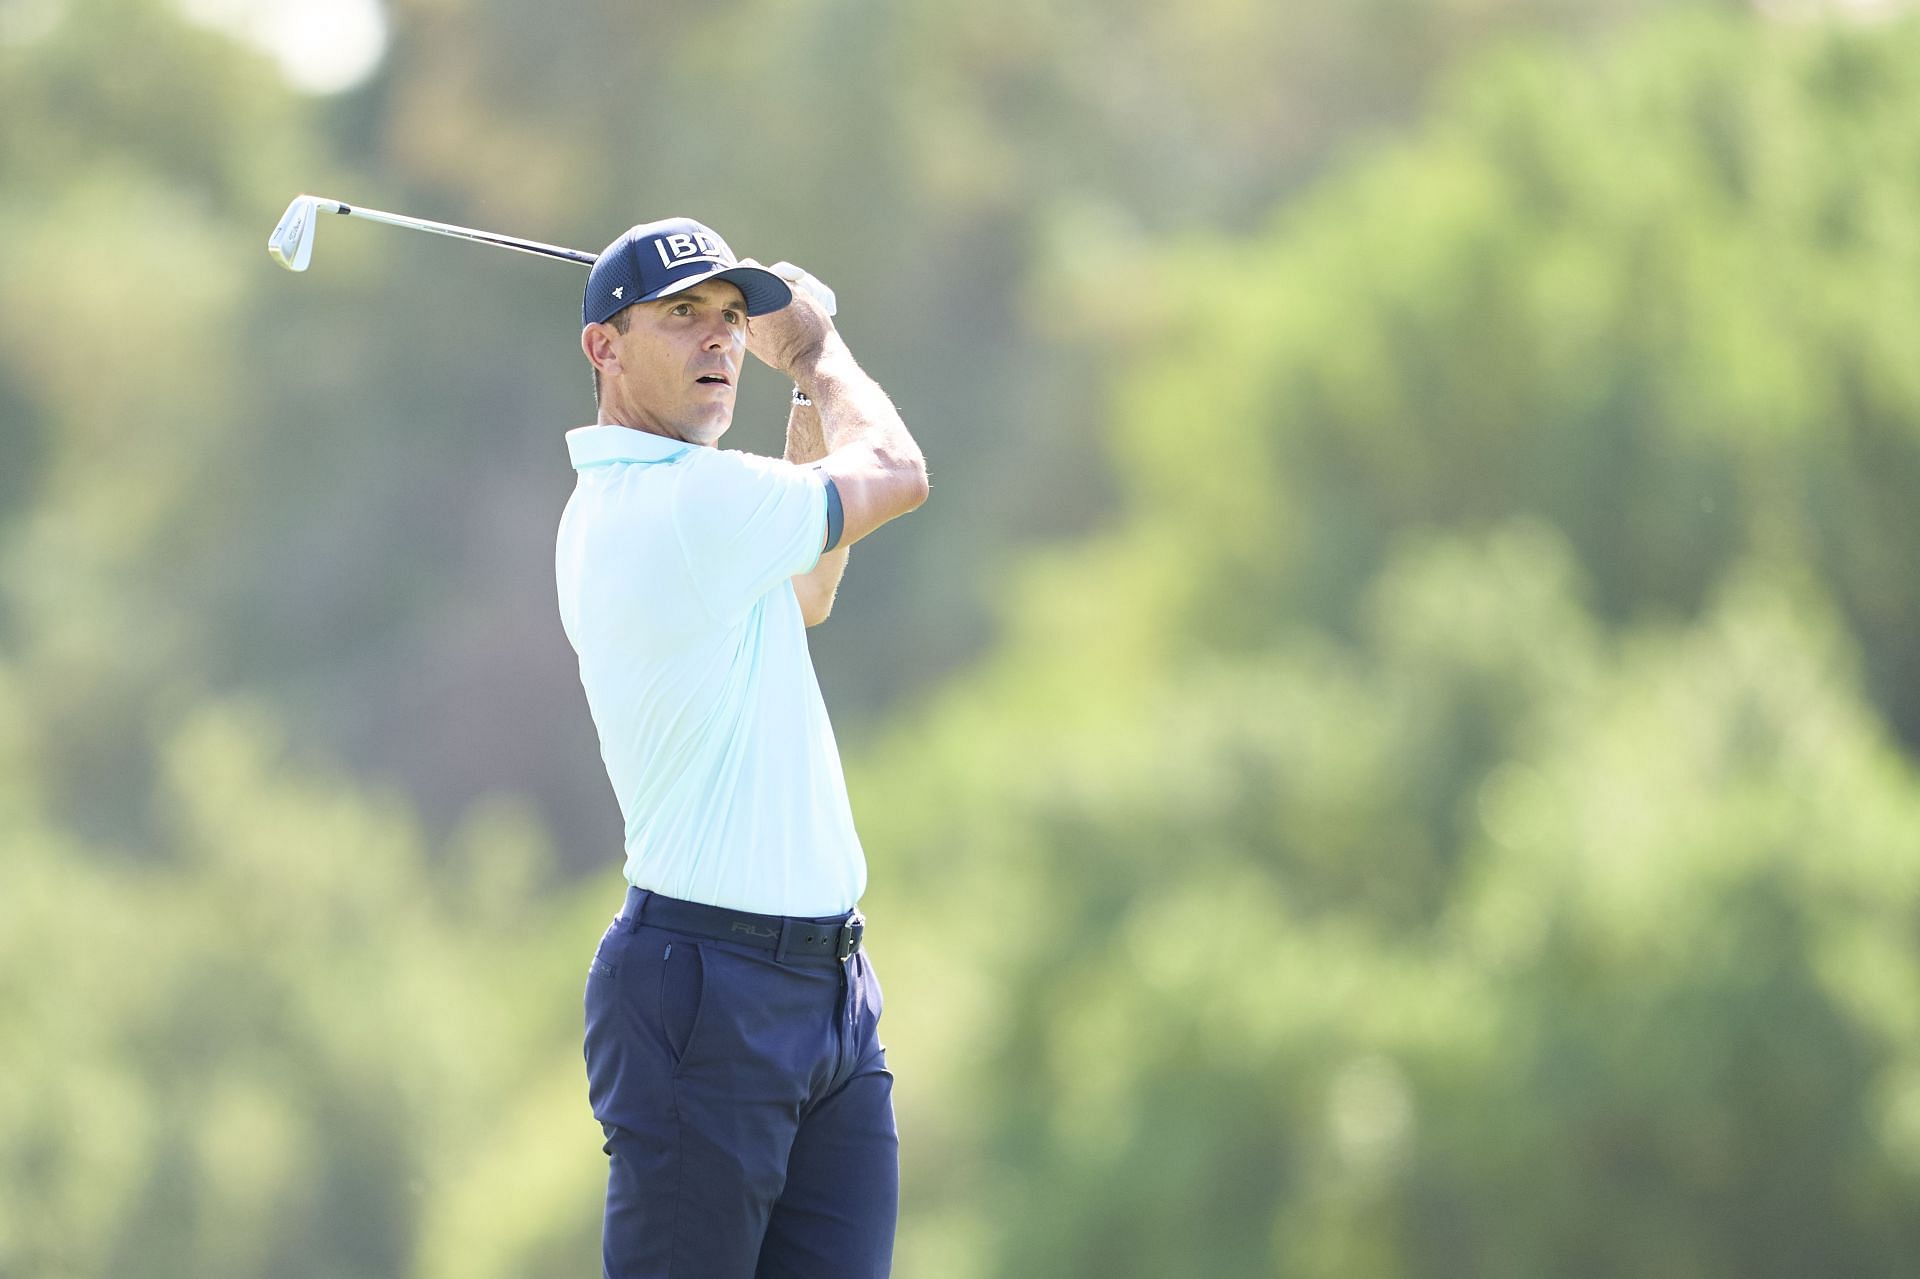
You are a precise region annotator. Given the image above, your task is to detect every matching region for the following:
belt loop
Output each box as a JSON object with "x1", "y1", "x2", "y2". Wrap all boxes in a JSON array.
[
  {"x1": 773, "y1": 917, "x2": 801, "y2": 966},
  {"x1": 622, "y1": 886, "x2": 650, "y2": 932}
]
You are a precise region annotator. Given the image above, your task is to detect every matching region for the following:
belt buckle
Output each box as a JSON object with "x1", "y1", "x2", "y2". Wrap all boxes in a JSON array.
[{"x1": 836, "y1": 918, "x2": 862, "y2": 962}]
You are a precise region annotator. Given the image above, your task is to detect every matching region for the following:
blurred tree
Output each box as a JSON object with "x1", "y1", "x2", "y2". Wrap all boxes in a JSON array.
[
  {"x1": 1039, "y1": 7, "x2": 1920, "y2": 734},
  {"x1": 850, "y1": 10, "x2": 1920, "y2": 1275},
  {"x1": 0, "y1": 699, "x2": 603, "y2": 1279},
  {"x1": 0, "y1": 0, "x2": 339, "y2": 847},
  {"x1": 866, "y1": 532, "x2": 1920, "y2": 1277}
]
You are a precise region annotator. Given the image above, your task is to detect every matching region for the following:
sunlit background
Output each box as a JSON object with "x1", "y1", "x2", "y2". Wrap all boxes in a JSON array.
[
  {"x1": 177, "y1": 0, "x2": 390, "y2": 96},
  {"x1": 7, "y1": 0, "x2": 1920, "y2": 1274}
]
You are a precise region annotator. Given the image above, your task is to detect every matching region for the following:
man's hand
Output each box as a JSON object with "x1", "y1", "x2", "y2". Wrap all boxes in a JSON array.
[{"x1": 744, "y1": 259, "x2": 837, "y2": 379}]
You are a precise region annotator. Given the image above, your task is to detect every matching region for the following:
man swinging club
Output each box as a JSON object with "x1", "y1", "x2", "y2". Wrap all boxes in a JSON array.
[{"x1": 555, "y1": 216, "x2": 929, "y2": 1279}]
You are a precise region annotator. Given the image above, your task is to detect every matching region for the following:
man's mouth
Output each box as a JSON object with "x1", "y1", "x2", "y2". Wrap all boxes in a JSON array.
[{"x1": 695, "y1": 373, "x2": 732, "y2": 387}]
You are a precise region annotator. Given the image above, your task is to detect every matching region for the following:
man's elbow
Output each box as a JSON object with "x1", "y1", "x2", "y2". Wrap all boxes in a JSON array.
[
  {"x1": 898, "y1": 459, "x2": 930, "y2": 513},
  {"x1": 802, "y1": 599, "x2": 834, "y2": 627}
]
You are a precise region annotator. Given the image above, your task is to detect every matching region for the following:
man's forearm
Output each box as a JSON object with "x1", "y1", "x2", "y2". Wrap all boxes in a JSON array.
[
  {"x1": 783, "y1": 396, "x2": 829, "y2": 465},
  {"x1": 785, "y1": 396, "x2": 851, "y2": 625},
  {"x1": 773, "y1": 325, "x2": 929, "y2": 556},
  {"x1": 793, "y1": 337, "x2": 924, "y2": 473}
]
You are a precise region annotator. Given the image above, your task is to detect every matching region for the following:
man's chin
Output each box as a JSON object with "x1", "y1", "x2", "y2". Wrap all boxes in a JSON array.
[{"x1": 684, "y1": 413, "x2": 732, "y2": 449}]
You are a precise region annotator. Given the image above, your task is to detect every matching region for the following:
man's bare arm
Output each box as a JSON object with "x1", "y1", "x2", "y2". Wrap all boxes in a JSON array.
[
  {"x1": 794, "y1": 339, "x2": 927, "y2": 545},
  {"x1": 747, "y1": 268, "x2": 929, "y2": 564},
  {"x1": 783, "y1": 395, "x2": 851, "y2": 627}
]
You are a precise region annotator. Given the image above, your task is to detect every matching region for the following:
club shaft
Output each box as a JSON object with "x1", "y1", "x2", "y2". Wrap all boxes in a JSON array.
[{"x1": 327, "y1": 200, "x2": 598, "y2": 266}]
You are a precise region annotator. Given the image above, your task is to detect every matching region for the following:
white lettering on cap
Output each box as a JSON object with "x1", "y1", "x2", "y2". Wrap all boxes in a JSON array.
[{"x1": 653, "y1": 229, "x2": 733, "y2": 271}]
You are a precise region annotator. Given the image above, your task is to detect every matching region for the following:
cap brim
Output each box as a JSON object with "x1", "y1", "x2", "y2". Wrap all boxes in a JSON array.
[{"x1": 653, "y1": 264, "x2": 793, "y2": 316}]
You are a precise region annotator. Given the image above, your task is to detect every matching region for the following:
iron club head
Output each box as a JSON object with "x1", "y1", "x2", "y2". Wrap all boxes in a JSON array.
[{"x1": 267, "y1": 195, "x2": 326, "y2": 271}]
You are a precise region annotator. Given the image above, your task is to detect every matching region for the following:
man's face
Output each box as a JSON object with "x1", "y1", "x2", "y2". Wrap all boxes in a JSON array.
[{"x1": 590, "y1": 281, "x2": 748, "y2": 445}]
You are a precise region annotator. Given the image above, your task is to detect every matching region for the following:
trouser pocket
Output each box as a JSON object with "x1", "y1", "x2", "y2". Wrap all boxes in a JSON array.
[{"x1": 660, "y1": 941, "x2": 707, "y2": 1070}]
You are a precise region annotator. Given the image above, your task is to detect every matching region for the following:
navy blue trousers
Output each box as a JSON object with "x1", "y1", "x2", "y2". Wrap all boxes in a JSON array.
[{"x1": 584, "y1": 887, "x2": 898, "y2": 1278}]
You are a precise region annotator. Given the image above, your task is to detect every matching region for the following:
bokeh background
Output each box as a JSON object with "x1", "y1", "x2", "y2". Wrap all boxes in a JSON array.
[{"x1": 8, "y1": 0, "x2": 1920, "y2": 1273}]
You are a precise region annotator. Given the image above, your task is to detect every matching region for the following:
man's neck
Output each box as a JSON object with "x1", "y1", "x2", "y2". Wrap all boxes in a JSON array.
[{"x1": 598, "y1": 408, "x2": 700, "y2": 446}]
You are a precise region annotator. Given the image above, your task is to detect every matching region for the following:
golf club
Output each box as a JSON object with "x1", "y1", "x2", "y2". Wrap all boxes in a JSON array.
[{"x1": 266, "y1": 194, "x2": 836, "y2": 314}]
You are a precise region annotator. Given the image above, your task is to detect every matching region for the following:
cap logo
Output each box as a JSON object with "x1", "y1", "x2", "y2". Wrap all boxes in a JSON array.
[
  {"x1": 611, "y1": 286, "x2": 623, "y2": 299},
  {"x1": 654, "y1": 230, "x2": 732, "y2": 271}
]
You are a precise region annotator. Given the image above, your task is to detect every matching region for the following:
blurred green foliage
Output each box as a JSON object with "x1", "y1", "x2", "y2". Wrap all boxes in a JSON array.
[{"x1": 6, "y1": 0, "x2": 1920, "y2": 1275}]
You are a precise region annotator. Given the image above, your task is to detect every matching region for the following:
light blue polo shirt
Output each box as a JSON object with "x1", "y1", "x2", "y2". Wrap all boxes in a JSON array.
[{"x1": 555, "y1": 424, "x2": 865, "y2": 916}]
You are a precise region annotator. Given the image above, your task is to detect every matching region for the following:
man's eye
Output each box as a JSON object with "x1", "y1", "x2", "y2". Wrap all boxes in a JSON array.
[
  {"x1": 724, "y1": 310, "x2": 742, "y2": 325},
  {"x1": 671, "y1": 303, "x2": 692, "y2": 316}
]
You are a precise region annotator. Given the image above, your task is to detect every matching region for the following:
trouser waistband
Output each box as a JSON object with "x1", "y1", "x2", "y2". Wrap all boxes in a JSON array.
[{"x1": 622, "y1": 886, "x2": 864, "y2": 964}]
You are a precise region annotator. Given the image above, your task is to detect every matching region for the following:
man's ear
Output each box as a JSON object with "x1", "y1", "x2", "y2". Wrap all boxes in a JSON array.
[{"x1": 581, "y1": 323, "x2": 619, "y2": 378}]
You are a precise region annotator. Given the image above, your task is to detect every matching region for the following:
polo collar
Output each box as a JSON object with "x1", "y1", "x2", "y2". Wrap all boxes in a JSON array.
[{"x1": 566, "y1": 425, "x2": 693, "y2": 470}]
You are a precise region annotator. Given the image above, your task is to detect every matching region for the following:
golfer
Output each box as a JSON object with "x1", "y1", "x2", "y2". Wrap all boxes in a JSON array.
[{"x1": 556, "y1": 216, "x2": 928, "y2": 1279}]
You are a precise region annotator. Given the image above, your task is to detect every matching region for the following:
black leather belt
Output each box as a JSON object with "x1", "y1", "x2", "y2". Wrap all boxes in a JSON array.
[{"x1": 624, "y1": 886, "x2": 863, "y2": 963}]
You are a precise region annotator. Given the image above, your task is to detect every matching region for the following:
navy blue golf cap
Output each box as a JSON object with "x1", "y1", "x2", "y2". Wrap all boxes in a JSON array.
[{"x1": 583, "y1": 217, "x2": 791, "y2": 326}]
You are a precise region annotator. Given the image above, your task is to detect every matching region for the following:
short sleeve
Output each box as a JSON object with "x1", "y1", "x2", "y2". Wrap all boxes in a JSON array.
[{"x1": 670, "y1": 449, "x2": 828, "y2": 621}]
